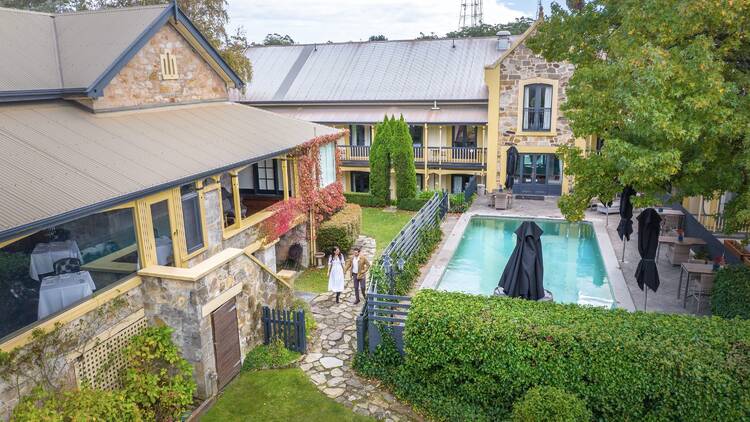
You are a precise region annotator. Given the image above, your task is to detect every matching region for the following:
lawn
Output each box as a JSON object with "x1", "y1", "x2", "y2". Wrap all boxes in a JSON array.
[
  {"x1": 201, "y1": 368, "x2": 373, "y2": 422},
  {"x1": 294, "y1": 207, "x2": 415, "y2": 293}
]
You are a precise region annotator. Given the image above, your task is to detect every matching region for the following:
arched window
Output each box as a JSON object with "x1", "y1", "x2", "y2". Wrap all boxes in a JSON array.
[{"x1": 522, "y1": 83, "x2": 553, "y2": 131}]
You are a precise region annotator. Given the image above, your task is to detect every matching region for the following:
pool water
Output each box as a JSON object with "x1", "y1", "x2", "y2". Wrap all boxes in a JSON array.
[{"x1": 437, "y1": 217, "x2": 614, "y2": 308}]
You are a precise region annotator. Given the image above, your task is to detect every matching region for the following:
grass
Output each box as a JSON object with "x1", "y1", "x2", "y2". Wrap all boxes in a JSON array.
[
  {"x1": 360, "y1": 207, "x2": 415, "y2": 256},
  {"x1": 201, "y1": 368, "x2": 373, "y2": 422},
  {"x1": 294, "y1": 207, "x2": 415, "y2": 293}
]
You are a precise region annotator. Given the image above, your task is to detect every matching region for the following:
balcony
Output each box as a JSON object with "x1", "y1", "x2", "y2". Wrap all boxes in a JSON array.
[{"x1": 338, "y1": 145, "x2": 487, "y2": 169}]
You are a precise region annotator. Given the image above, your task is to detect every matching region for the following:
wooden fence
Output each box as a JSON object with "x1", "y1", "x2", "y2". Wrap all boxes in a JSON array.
[
  {"x1": 356, "y1": 191, "x2": 448, "y2": 353},
  {"x1": 262, "y1": 306, "x2": 307, "y2": 353}
]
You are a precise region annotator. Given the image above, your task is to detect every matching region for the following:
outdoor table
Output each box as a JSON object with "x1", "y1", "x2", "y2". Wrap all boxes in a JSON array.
[
  {"x1": 656, "y1": 236, "x2": 706, "y2": 265},
  {"x1": 37, "y1": 271, "x2": 96, "y2": 319},
  {"x1": 29, "y1": 240, "x2": 81, "y2": 281},
  {"x1": 678, "y1": 263, "x2": 715, "y2": 308}
]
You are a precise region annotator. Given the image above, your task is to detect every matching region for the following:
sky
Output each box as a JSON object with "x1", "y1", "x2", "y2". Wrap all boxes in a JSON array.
[{"x1": 227, "y1": 0, "x2": 558, "y2": 44}]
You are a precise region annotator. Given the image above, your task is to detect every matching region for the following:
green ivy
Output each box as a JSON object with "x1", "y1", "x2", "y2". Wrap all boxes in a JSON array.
[
  {"x1": 121, "y1": 326, "x2": 195, "y2": 421},
  {"x1": 511, "y1": 386, "x2": 592, "y2": 422},
  {"x1": 393, "y1": 290, "x2": 750, "y2": 421},
  {"x1": 712, "y1": 265, "x2": 750, "y2": 319}
]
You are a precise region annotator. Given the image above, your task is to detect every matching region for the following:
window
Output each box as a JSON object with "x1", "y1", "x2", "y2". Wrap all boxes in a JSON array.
[
  {"x1": 550, "y1": 155, "x2": 562, "y2": 184},
  {"x1": 181, "y1": 184, "x2": 204, "y2": 254},
  {"x1": 159, "y1": 50, "x2": 178, "y2": 80},
  {"x1": 255, "y1": 160, "x2": 277, "y2": 193},
  {"x1": 452, "y1": 125, "x2": 478, "y2": 147},
  {"x1": 416, "y1": 174, "x2": 424, "y2": 191},
  {"x1": 319, "y1": 142, "x2": 336, "y2": 187},
  {"x1": 409, "y1": 125, "x2": 424, "y2": 147},
  {"x1": 451, "y1": 174, "x2": 471, "y2": 193},
  {"x1": 522, "y1": 83, "x2": 553, "y2": 131},
  {"x1": 0, "y1": 208, "x2": 139, "y2": 341},
  {"x1": 349, "y1": 125, "x2": 370, "y2": 146},
  {"x1": 351, "y1": 171, "x2": 369, "y2": 193},
  {"x1": 150, "y1": 200, "x2": 173, "y2": 265}
]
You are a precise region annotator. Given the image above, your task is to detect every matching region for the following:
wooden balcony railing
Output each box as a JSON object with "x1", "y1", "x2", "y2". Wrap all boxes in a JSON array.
[{"x1": 338, "y1": 145, "x2": 486, "y2": 166}]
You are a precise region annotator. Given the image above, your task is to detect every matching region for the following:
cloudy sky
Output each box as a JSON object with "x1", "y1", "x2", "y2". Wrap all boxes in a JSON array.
[{"x1": 227, "y1": 0, "x2": 557, "y2": 44}]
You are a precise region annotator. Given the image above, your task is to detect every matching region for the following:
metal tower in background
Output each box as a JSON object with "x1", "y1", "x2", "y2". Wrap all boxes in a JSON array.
[{"x1": 458, "y1": 0, "x2": 483, "y2": 28}]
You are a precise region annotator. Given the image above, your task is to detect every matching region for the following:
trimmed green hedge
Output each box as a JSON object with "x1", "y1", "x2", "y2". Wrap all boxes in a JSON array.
[
  {"x1": 344, "y1": 192, "x2": 388, "y2": 208},
  {"x1": 394, "y1": 290, "x2": 750, "y2": 421},
  {"x1": 511, "y1": 386, "x2": 591, "y2": 422},
  {"x1": 317, "y1": 203, "x2": 362, "y2": 253},
  {"x1": 396, "y1": 197, "x2": 429, "y2": 211},
  {"x1": 712, "y1": 265, "x2": 750, "y2": 319}
]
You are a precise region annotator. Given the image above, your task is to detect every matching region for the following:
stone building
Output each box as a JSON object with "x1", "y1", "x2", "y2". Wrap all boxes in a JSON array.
[
  {"x1": 237, "y1": 9, "x2": 592, "y2": 198},
  {"x1": 0, "y1": 3, "x2": 343, "y2": 417}
]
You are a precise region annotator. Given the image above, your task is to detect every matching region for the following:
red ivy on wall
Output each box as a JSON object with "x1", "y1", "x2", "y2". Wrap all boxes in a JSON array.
[{"x1": 259, "y1": 131, "x2": 347, "y2": 242}]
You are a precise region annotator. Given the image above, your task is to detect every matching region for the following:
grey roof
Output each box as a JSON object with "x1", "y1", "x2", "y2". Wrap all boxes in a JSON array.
[
  {"x1": 0, "y1": 101, "x2": 339, "y2": 240},
  {"x1": 261, "y1": 104, "x2": 488, "y2": 124},
  {"x1": 0, "y1": 5, "x2": 168, "y2": 92},
  {"x1": 241, "y1": 37, "x2": 518, "y2": 103}
]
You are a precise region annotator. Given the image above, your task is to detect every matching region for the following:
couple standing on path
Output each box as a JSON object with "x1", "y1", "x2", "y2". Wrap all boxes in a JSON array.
[{"x1": 327, "y1": 246, "x2": 370, "y2": 304}]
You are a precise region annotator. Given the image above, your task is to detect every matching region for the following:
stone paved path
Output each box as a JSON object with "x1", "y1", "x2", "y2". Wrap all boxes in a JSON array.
[{"x1": 300, "y1": 235, "x2": 420, "y2": 421}]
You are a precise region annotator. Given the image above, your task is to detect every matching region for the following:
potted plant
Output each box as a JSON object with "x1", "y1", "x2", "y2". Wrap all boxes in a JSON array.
[
  {"x1": 690, "y1": 248, "x2": 710, "y2": 264},
  {"x1": 676, "y1": 228, "x2": 685, "y2": 242},
  {"x1": 713, "y1": 255, "x2": 725, "y2": 271}
]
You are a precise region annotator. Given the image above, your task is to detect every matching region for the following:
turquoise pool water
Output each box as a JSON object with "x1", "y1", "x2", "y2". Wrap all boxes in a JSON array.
[{"x1": 437, "y1": 217, "x2": 614, "y2": 308}]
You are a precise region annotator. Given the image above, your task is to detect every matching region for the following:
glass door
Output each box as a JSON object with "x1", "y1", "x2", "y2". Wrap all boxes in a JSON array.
[{"x1": 150, "y1": 199, "x2": 174, "y2": 266}]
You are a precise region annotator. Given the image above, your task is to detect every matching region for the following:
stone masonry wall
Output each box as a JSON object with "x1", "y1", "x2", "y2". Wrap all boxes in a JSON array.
[{"x1": 81, "y1": 23, "x2": 228, "y2": 111}]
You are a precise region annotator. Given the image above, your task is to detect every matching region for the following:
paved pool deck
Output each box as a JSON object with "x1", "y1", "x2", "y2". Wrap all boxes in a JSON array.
[{"x1": 419, "y1": 194, "x2": 708, "y2": 315}]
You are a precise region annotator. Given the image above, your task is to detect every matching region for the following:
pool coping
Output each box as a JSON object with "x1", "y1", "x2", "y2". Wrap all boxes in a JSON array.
[{"x1": 420, "y1": 211, "x2": 636, "y2": 312}]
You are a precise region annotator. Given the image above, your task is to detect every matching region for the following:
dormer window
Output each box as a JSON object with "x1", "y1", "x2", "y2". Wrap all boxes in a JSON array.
[{"x1": 160, "y1": 50, "x2": 179, "y2": 80}]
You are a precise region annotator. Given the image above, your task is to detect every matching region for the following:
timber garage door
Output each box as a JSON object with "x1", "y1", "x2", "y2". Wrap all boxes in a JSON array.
[{"x1": 212, "y1": 298, "x2": 242, "y2": 390}]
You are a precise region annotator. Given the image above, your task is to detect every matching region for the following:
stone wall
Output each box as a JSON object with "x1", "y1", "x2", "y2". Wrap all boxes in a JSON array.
[
  {"x1": 0, "y1": 285, "x2": 144, "y2": 420},
  {"x1": 79, "y1": 23, "x2": 228, "y2": 112},
  {"x1": 275, "y1": 222, "x2": 309, "y2": 269}
]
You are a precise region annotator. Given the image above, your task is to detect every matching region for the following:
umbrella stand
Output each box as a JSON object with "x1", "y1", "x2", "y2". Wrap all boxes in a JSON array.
[
  {"x1": 606, "y1": 207, "x2": 609, "y2": 227},
  {"x1": 644, "y1": 286, "x2": 648, "y2": 311},
  {"x1": 621, "y1": 239, "x2": 627, "y2": 262}
]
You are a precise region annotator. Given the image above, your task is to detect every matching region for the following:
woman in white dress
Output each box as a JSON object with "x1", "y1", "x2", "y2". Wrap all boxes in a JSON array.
[{"x1": 327, "y1": 246, "x2": 346, "y2": 303}]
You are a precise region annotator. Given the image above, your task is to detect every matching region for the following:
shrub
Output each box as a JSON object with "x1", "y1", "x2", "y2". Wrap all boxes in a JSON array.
[
  {"x1": 391, "y1": 116, "x2": 418, "y2": 201},
  {"x1": 448, "y1": 193, "x2": 468, "y2": 213},
  {"x1": 344, "y1": 192, "x2": 387, "y2": 208},
  {"x1": 242, "y1": 339, "x2": 300, "y2": 371},
  {"x1": 511, "y1": 386, "x2": 592, "y2": 422},
  {"x1": 712, "y1": 265, "x2": 750, "y2": 319},
  {"x1": 121, "y1": 326, "x2": 195, "y2": 421},
  {"x1": 12, "y1": 387, "x2": 142, "y2": 422},
  {"x1": 369, "y1": 117, "x2": 393, "y2": 204},
  {"x1": 353, "y1": 325, "x2": 403, "y2": 382},
  {"x1": 396, "y1": 197, "x2": 429, "y2": 211},
  {"x1": 317, "y1": 203, "x2": 362, "y2": 253},
  {"x1": 396, "y1": 290, "x2": 750, "y2": 421}
]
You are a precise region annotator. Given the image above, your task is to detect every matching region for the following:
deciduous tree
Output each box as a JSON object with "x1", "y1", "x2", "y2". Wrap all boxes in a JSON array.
[{"x1": 527, "y1": 0, "x2": 750, "y2": 231}]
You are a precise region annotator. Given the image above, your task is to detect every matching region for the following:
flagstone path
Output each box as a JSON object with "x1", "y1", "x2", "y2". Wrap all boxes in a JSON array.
[{"x1": 299, "y1": 235, "x2": 420, "y2": 421}]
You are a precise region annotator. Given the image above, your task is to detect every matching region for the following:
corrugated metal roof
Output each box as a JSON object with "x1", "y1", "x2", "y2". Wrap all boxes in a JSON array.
[
  {"x1": 262, "y1": 104, "x2": 488, "y2": 124},
  {"x1": 240, "y1": 37, "x2": 518, "y2": 103},
  {"x1": 0, "y1": 101, "x2": 339, "y2": 239},
  {"x1": 0, "y1": 5, "x2": 173, "y2": 93}
]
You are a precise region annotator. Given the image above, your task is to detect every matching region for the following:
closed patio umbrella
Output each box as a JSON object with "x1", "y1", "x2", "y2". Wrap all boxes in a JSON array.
[
  {"x1": 505, "y1": 146, "x2": 518, "y2": 191},
  {"x1": 495, "y1": 221, "x2": 547, "y2": 301},
  {"x1": 617, "y1": 186, "x2": 637, "y2": 261},
  {"x1": 634, "y1": 208, "x2": 662, "y2": 310}
]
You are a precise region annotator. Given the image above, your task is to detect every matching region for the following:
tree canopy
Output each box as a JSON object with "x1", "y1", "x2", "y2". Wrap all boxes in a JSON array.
[
  {"x1": 526, "y1": 0, "x2": 750, "y2": 231},
  {"x1": 261, "y1": 33, "x2": 295, "y2": 45},
  {"x1": 446, "y1": 17, "x2": 534, "y2": 38},
  {"x1": 368, "y1": 116, "x2": 417, "y2": 203},
  {"x1": 0, "y1": 0, "x2": 253, "y2": 83},
  {"x1": 368, "y1": 34, "x2": 387, "y2": 41}
]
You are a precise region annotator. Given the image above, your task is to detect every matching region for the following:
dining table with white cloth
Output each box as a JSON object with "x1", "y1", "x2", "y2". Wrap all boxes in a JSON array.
[
  {"x1": 29, "y1": 240, "x2": 82, "y2": 281},
  {"x1": 37, "y1": 271, "x2": 96, "y2": 319}
]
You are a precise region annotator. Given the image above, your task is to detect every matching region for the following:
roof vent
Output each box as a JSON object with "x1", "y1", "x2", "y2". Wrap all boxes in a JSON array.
[
  {"x1": 497, "y1": 31, "x2": 511, "y2": 50},
  {"x1": 160, "y1": 50, "x2": 179, "y2": 80}
]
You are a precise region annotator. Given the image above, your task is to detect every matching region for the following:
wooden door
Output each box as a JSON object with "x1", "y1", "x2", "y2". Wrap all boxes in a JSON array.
[{"x1": 211, "y1": 298, "x2": 241, "y2": 390}]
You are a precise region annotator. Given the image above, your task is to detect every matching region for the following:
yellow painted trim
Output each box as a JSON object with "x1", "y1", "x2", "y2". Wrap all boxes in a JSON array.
[
  {"x1": 180, "y1": 183, "x2": 209, "y2": 263},
  {"x1": 513, "y1": 145, "x2": 560, "y2": 153},
  {"x1": 201, "y1": 283, "x2": 243, "y2": 317},
  {"x1": 81, "y1": 244, "x2": 138, "y2": 274},
  {"x1": 516, "y1": 78, "x2": 560, "y2": 137},
  {"x1": 281, "y1": 159, "x2": 290, "y2": 201},
  {"x1": 0, "y1": 275, "x2": 142, "y2": 352},
  {"x1": 138, "y1": 248, "x2": 244, "y2": 282},
  {"x1": 484, "y1": 66, "x2": 500, "y2": 190},
  {"x1": 245, "y1": 253, "x2": 293, "y2": 290},
  {"x1": 141, "y1": 189, "x2": 183, "y2": 267},
  {"x1": 222, "y1": 210, "x2": 274, "y2": 240}
]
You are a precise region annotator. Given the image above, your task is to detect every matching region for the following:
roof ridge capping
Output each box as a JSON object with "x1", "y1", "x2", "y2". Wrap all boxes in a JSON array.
[
  {"x1": 0, "y1": 6, "x2": 53, "y2": 16},
  {"x1": 249, "y1": 35, "x2": 502, "y2": 49},
  {"x1": 52, "y1": 4, "x2": 168, "y2": 16}
]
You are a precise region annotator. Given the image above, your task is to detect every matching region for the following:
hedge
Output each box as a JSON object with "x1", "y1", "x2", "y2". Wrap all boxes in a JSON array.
[
  {"x1": 396, "y1": 197, "x2": 429, "y2": 211},
  {"x1": 344, "y1": 192, "x2": 388, "y2": 208},
  {"x1": 369, "y1": 117, "x2": 392, "y2": 204},
  {"x1": 13, "y1": 388, "x2": 143, "y2": 422},
  {"x1": 394, "y1": 290, "x2": 750, "y2": 421},
  {"x1": 317, "y1": 203, "x2": 362, "y2": 253},
  {"x1": 712, "y1": 265, "x2": 750, "y2": 319},
  {"x1": 511, "y1": 386, "x2": 592, "y2": 422},
  {"x1": 391, "y1": 116, "x2": 418, "y2": 201}
]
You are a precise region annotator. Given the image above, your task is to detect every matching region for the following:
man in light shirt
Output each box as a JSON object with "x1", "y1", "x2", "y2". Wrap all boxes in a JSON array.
[{"x1": 345, "y1": 247, "x2": 371, "y2": 304}]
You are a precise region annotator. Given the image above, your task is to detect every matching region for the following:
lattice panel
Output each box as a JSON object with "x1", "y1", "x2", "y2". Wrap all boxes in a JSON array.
[{"x1": 75, "y1": 317, "x2": 147, "y2": 390}]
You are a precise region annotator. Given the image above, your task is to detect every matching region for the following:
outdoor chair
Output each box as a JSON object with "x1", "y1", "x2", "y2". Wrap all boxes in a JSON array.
[
  {"x1": 687, "y1": 273, "x2": 715, "y2": 313},
  {"x1": 53, "y1": 257, "x2": 81, "y2": 275}
]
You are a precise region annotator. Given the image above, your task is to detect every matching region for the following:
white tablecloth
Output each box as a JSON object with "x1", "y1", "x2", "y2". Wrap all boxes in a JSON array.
[
  {"x1": 155, "y1": 236, "x2": 173, "y2": 265},
  {"x1": 38, "y1": 271, "x2": 96, "y2": 319},
  {"x1": 29, "y1": 240, "x2": 82, "y2": 281}
]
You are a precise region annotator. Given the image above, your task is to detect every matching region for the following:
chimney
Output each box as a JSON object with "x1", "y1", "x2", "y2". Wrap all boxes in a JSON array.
[{"x1": 496, "y1": 31, "x2": 511, "y2": 50}]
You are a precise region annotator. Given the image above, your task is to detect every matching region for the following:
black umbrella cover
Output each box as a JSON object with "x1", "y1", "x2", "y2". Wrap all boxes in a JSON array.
[
  {"x1": 505, "y1": 146, "x2": 518, "y2": 190},
  {"x1": 498, "y1": 221, "x2": 545, "y2": 300},
  {"x1": 634, "y1": 208, "x2": 662, "y2": 292},
  {"x1": 617, "y1": 186, "x2": 637, "y2": 241}
]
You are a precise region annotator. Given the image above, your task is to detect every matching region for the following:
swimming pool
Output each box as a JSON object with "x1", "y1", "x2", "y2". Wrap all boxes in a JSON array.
[{"x1": 437, "y1": 216, "x2": 615, "y2": 308}]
